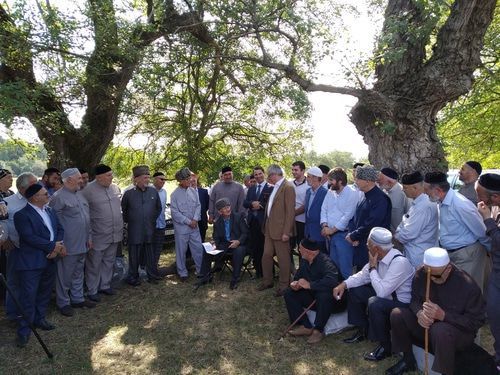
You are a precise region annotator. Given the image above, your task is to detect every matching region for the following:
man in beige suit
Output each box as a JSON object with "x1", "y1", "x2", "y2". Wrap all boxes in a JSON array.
[{"x1": 258, "y1": 164, "x2": 296, "y2": 296}]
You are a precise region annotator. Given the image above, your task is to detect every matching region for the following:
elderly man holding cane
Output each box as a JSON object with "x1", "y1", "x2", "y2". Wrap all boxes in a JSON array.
[
  {"x1": 387, "y1": 247, "x2": 485, "y2": 375},
  {"x1": 283, "y1": 238, "x2": 346, "y2": 344}
]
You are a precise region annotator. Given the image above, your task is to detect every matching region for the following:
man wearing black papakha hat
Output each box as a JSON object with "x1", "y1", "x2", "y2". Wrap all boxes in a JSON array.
[
  {"x1": 81, "y1": 164, "x2": 123, "y2": 300},
  {"x1": 284, "y1": 238, "x2": 346, "y2": 344},
  {"x1": 458, "y1": 160, "x2": 482, "y2": 205},
  {"x1": 13, "y1": 184, "x2": 65, "y2": 347},
  {"x1": 394, "y1": 171, "x2": 438, "y2": 268},
  {"x1": 424, "y1": 171, "x2": 490, "y2": 291},
  {"x1": 476, "y1": 173, "x2": 500, "y2": 370},
  {"x1": 121, "y1": 165, "x2": 162, "y2": 286},
  {"x1": 377, "y1": 167, "x2": 409, "y2": 232}
]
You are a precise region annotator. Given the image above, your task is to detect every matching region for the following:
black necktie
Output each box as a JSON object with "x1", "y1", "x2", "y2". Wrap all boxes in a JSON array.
[{"x1": 256, "y1": 184, "x2": 261, "y2": 198}]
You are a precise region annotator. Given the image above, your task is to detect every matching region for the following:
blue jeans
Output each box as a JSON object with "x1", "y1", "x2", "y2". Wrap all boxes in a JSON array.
[{"x1": 329, "y1": 231, "x2": 354, "y2": 281}]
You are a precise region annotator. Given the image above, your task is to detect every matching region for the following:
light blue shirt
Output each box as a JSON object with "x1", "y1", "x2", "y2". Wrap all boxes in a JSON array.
[
  {"x1": 224, "y1": 218, "x2": 231, "y2": 241},
  {"x1": 307, "y1": 186, "x2": 320, "y2": 211},
  {"x1": 28, "y1": 202, "x2": 55, "y2": 241},
  {"x1": 395, "y1": 193, "x2": 438, "y2": 268},
  {"x1": 320, "y1": 185, "x2": 359, "y2": 231},
  {"x1": 439, "y1": 189, "x2": 490, "y2": 250},
  {"x1": 155, "y1": 188, "x2": 167, "y2": 229},
  {"x1": 3, "y1": 192, "x2": 27, "y2": 247}
]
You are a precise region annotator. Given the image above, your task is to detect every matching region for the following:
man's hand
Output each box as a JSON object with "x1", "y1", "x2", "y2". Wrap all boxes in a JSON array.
[
  {"x1": 345, "y1": 234, "x2": 359, "y2": 246},
  {"x1": 251, "y1": 201, "x2": 261, "y2": 210},
  {"x1": 477, "y1": 201, "x2": 492, "y2": 220},
  {"x1": 290, "y1": 280, "x2": 301, "y2": 291},
  {"x1": 422, "y1": 301, "x2": 445, "y2": 321},
  {"x1": 369, "y1": 251, "x2": 378, "y2": 268},
  {"x1": 321, "y1": 226, "x2": 335, "y2": 237},
  {"x1": 281, "y1": 234, "x2": 290, "y2": 242},
  {"x1": 46, "y1": 250, "x2": 58, "y2": 259},
  {"x1": 228, "y1": 240, "x2": 240, "y2": 249},
  {"x1": 0, "y1": 203, "x2": 7, "y2": 217},
  {"x1": 417, "y1": 309, "x2": 435, "y2": 329},
  {"x1": 189, "y1": 220, "x2": 198, "y2": 229},
  {"x1": 333, "y1": 282, "x2": 346, "y2": 300},
  {"x1": 1, "y1": 239, "x2": 15, "y2": 252},
  {"x1": 297, "y1": 278, "x2": 311, "y2": 290}
]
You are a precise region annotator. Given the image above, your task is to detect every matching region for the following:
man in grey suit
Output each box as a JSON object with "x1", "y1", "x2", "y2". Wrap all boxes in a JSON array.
[
  {"x1": 81, "y1": 164, "x2": 123, "y2": 301},
  {"x1": 50, "y1": 168, "x2": 94, "y2": 316},
  {"x1": 121, "y1": 165, "x2": 162, "y2": 286},
  {"x1": 170, "y1": 167, "x2": 203, "y2": 281}
]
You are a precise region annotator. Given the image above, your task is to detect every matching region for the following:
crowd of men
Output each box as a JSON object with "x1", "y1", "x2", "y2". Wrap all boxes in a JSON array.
[{"x1": 0, "y1": 160, "x2": 498, "y2": 374}]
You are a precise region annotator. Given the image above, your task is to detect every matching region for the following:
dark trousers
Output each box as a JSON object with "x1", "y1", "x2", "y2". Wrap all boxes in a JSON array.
[
  {"x1": 5, "y1": 248, "x2": 20, "y2": 320},
  {"x1": 348, "y1": 285, "x2": 407, "y2": 349},
  {"x1": 487, "y1": 280, "x2": 500, "y2": 362},
  {"x1": 199, "y1": 246, "x2": 247, "y2": 282},
  {"x1": 284, "y1": 288, "x2": 345, "y2": 332},
  {"x1": 128, "y1": 243, "x2": 155, "y2": 280},
  {"x1": 199, "y1": 223, "x2": 208, "y2": 243},
  {"x1": 152, "y1": 227, "x2": 165, "y2": 275},
  {"x1": 390, "y1": 307, "x2": 475, "y2": 374},
  {"x1": 249, "y1": 219, "x2": 265, "y2": 277},
  {"x1": 353, "y1": 242, "x2": 368, "y2": 271},
  {"x1": 17, "y1": 263, "x2": 56, "y2": 337}
]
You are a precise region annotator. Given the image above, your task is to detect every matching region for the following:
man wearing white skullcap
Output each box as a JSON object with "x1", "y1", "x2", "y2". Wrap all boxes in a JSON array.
[
  {"x1": 387, "y1": 247, "x2": 486, "y2": 375},
  {"x1": 303, "y1": 167, "x2": 328, "y2": 251},
  {"x1": 334, "y1": 227, "x2": 414, "y2": 361}
]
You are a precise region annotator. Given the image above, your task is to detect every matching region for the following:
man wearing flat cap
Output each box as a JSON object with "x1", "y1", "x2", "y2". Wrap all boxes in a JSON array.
[
  {"x1": 476, "y1": 173, "x2": 500, "y2": 368},
  {"x1": 394, "y1": 171, "x2": 438, "y2": 268},
  {"x1": 285, "y1": 238, "x2": 346, "y2": 344},
  {"x1": 346, "y1": 165, "x2": 392, "y2": 271},
  {"x1": 0, "y1": 168, "x2": 14, "y2": 198},
  {"x1": 208, "y1": 166, "x2": 246, "y2": 223},
  {"x1": 50, "y1": 168, "x2": 94, "y2": 316},
  {"x1": 459, "y1": 161, "x2": 482, "y2": 205},
  {"x1": 424, "y1": 171, "x2": 490, "y2": 291},
  {"x1": 81, "y1": 164, "x2": 123, "y2": 300},
  {"x1": 387, "y1": 247, "x2": 485, "y2": 375},
  {"x1": 334, "y1": 227, "x2": 414, "y2": 361},
  {"x1": 378, "y1": 167, "x2": 409, "y2": 232},
  {"x1": 196, "y1": 198, "x2": 248, "y2": 290},
  {"x1": 121, "y1": 165, "x2": 162, "y2": 286},
  {"x1": 13, "y1": 184, "x2": 65, "y2": 347},
  {"x1": 170, "y1": 167, "x2": 203, "y2": 281}
]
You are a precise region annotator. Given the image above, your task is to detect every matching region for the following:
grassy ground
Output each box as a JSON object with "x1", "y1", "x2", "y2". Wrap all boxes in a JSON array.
[{"x1": 0, "y1": 247, "x2": 494, "y2": 375}]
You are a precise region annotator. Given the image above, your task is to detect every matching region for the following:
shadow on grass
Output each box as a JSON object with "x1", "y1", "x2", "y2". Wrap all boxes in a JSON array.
[{"x1": 0, "y1": 250, "x2": 492, "y2": 374}]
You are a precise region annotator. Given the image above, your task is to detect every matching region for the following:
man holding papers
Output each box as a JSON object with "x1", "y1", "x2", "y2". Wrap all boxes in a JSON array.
[{"x1": 196, "y1": 198, "x2": 248, "y2": 290}]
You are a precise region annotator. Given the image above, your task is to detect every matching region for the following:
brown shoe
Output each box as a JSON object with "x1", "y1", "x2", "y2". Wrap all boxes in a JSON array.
[
  {"x1": 307, "y1": 329, "x2": 324, "y2": 344},
  {"x1": 256, "y1": 283, "x2": 273, "y2": 291},
  {"x1": 288, "y1": 325, "x2": 313, "y2": 337}
]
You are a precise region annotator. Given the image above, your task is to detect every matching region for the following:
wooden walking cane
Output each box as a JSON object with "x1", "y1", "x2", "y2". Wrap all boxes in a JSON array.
[
  {"x1": 424, "y1": 266, "x2": 431, "y2": 375},
  {"x1": 278, "y1": 299, "x2": 316, "y2": 341}
]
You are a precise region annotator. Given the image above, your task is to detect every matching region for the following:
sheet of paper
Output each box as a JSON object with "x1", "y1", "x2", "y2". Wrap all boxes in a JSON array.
[{"x1": 202, "y1": 242, "x2": 223, "y2": 255}]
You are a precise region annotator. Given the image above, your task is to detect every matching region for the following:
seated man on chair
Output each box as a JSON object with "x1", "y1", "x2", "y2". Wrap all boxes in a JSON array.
[
  {"x1": 284, "y1": 238, "x2": 346, "y2": 344},
  {"x1": 197, "y1": 198, "x2": 248, "y2": 290},
  {"x1": 387, "y1": 247, "x2": 486, "y2": 375},
  {"x1": 334, "y1": 227, "x2": 414, "y2": 362}
]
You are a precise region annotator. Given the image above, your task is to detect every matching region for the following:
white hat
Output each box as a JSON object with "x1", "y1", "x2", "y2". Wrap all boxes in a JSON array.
[
  {"x1": 423, "y1": 247, "x2": 450, "y2": 267},
  {"x1": 369, "y1": 227, "x2": 392, "y2": 245},
  {"x1": 307, "y1": 166, "x2": 323, "y2": 178}
]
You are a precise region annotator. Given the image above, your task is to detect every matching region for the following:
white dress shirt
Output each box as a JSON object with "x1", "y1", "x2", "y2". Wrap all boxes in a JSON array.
[
  {"x1": 344, "y1": 248, "x2": 415, "y2": 303},
  {"x1": 28, "y1": 203, "x2": 55, "y2": 241},
  {"x1": 320, "y1": 185, "x2": 359, "y2": 231},
  {"x1": 267, "y1": 177, "x2": 285, "y2": 216}
]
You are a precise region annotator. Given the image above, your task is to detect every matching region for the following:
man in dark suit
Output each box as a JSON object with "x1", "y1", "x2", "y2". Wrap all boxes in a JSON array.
[
  {"x1": 196, "y1": 198, "x2": 248, "y2": 289},
  {"x1": 13, "y1": 184, "x2": 65, "y2": 348},
  {"x1": 243, "y1": 166, "x2": 273, "y2": 278},
  {"x1": 191, "y1": 173, "x2": 209, "y2": 242}
]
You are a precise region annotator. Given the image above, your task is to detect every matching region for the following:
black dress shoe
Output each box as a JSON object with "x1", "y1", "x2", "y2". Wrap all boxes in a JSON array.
[
  {"x1": 35, "y1": 319, "x2": 55, "y2": 331},
  {"x1": 127, "y1": 277, "x2": 141, "y2": 286},
  {"x1": 364, "y1": 344, "x2": 390, "y2": 361},
  {"x1": 87, "y1": 293, "x2": 101, "y2": 302},
  {"x1": 229, "y1": 280, "x2": 238, "y2": 290},
  {"x1": 60, "y1": 305, "x2": 74, "y2": 317},
  {"x1": 385, "y1": 358, "x2": 416, "y2": 375},
  {"x1": 343, "y1": 329, "x2": 365, "y2": 343},
  {"x1": 71, "y1": 300, "x2": 97, "y2": 308},
  {"x1": 99, "y1": 288, "x2": 116, "y2": 296},
  {"x1": 16, "y1": 334, "x2": 29, "y2": 348}
]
